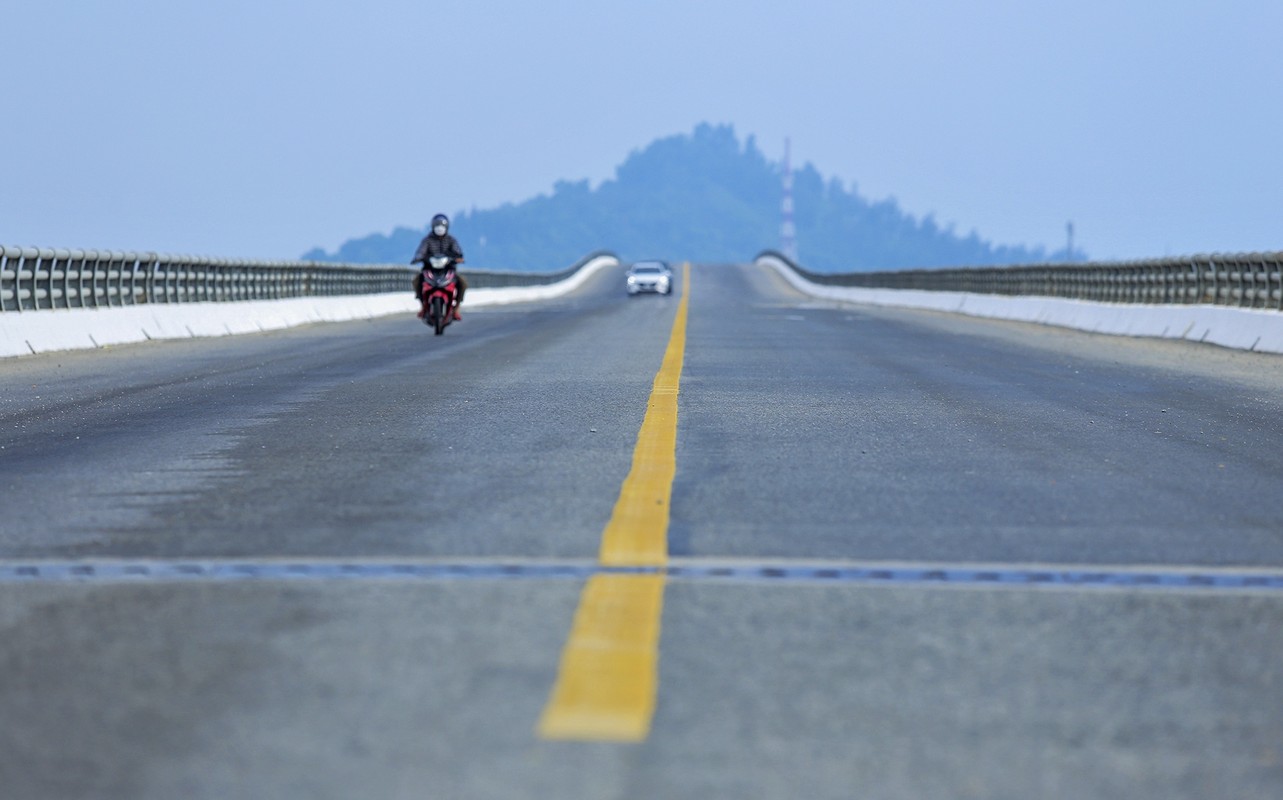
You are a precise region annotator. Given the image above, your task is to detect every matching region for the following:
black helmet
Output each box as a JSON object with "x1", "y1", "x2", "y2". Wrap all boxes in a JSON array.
[{"x1": 431, "y1": 214, "x2": 449, "y2": 236}]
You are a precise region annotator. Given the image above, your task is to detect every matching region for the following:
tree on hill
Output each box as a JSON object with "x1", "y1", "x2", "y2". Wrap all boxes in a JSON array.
[{"x1": 303, "y1": 123, "x2": 1078, "y2": 271}]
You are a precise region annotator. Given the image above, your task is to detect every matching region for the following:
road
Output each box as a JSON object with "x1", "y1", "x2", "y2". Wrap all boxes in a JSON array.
[{"x1": 2, "y1": 261, "x2": 1281, "y2": 798}]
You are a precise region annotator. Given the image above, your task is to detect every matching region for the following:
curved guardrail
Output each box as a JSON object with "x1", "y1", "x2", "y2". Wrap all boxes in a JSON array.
[
  {"x1": 758, "y1": 250, "x2": 1283, "y2": 310},
  {"x1": 0, "y1": 246, "x2": 615, "y2": 313}
]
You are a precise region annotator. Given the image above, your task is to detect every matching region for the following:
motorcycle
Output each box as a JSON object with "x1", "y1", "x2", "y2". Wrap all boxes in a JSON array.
[{"x1": 419, "y1": 256, "x2": 459, "y2": 336}]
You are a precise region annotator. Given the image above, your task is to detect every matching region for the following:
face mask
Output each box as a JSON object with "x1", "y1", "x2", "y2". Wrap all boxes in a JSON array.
[{"x1": 433, "y1": 225, "x2": 447, "y2": 236}]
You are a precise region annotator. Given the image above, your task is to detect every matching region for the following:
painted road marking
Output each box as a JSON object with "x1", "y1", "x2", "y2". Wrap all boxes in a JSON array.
[
  {"x1": 3, "y1": 558, "x2": 1283, "y2": 592},
  {"x1": 537, "y1": 264, "x2": 691, "y2": 742},
  {"x1": 535, "y1": 573, "x2": 665, "y2": 742},
  {"x1": 597, "y1": 265, "x2": 689, "y2": 566}
]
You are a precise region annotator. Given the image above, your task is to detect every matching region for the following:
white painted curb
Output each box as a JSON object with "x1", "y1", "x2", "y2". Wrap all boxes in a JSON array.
[
  {"x1": 0, "y1": 255, "x2": 619, "y2": 358},
  {"x1": 757, "y1": 255, "x2": 1283, "y2": 355}
]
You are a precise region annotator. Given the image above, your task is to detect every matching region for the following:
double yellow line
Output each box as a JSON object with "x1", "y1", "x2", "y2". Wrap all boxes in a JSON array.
[{"x1": 537, "y1": 264, "x2": 690, "y2": 742}]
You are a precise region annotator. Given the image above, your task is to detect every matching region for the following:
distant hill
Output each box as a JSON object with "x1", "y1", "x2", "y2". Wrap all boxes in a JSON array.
[{"x1": 303, "y1": 123, "x2": 1081, "y2": 271}]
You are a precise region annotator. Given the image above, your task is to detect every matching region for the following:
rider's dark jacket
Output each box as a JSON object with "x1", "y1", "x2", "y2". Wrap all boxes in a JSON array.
[{"x1": 412, "y1": 233, "x2": 464, "y2": 265}]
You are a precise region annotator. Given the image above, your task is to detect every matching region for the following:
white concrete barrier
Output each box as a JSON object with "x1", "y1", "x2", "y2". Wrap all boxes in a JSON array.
[
  {"x1": 0, "y1": 255, "x2": 618, "y2": 358},
  {"x1": 758, "y1": 254, "x2": 1283, "y2": 355}
]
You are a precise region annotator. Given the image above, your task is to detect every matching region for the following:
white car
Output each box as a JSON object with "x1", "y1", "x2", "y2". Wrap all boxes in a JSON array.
[{"x1": 626, "y1": 260, "x2": 673, "y2": 296}]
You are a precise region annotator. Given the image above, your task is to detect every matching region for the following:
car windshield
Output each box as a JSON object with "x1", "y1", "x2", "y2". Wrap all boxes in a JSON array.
[{"x1": 632, "y1": 264, "x2": 665, "y2": 273}]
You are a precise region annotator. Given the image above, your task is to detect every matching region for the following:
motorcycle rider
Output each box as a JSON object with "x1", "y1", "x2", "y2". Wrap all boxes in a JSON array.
[{"x1": 411, "y1": 213, "x2": 467, "y2": 320}]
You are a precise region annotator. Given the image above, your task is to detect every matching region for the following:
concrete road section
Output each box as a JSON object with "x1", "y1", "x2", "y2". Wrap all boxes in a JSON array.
[
  {"x1": 673, "y1": 263, "x2": 1283, "y2": 566},
  {"x1": 1, "y1": 261, "x2": 1281, "y2": 798}
]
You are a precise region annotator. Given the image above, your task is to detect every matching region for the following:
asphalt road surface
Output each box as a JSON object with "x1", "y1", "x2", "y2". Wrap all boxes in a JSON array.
[{"x1": 2, "y1": 262, "x2": 1281, "y2": 799}]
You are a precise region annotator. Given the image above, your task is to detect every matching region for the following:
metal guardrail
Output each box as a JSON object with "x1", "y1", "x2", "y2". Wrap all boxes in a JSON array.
[
  {"x1": 758, "y1": 250, "x2": 1283, "y2": 310},
  {"x1": 0, "y1": 246, "x2": 615, "y2": 313}
]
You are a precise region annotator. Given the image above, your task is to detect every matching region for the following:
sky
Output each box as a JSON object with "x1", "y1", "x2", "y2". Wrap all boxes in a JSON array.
[{"x1": 5, "y1": 0, "x2": 1283, "y2": 265}]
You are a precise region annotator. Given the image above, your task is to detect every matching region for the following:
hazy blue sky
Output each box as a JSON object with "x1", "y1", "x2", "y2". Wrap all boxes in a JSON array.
[{"x1": 6, "y1": 0, "x2": 1282, "y2": 264}]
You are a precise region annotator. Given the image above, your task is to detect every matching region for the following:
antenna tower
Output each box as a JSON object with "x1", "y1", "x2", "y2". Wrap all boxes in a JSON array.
[{"x1": 780, "y1": 138, "x2": 798, "y2": 262}]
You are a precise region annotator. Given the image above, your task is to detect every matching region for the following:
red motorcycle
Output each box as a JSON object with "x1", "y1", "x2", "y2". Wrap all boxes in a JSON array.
[{"x1": 419, "y1": 256, "x2": 459, "y2": 336}]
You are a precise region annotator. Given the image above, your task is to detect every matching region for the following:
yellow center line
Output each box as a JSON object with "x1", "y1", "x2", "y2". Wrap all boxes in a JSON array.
[{"x1": 537, "y1": 264, "x2": 690, "y2": 742}]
